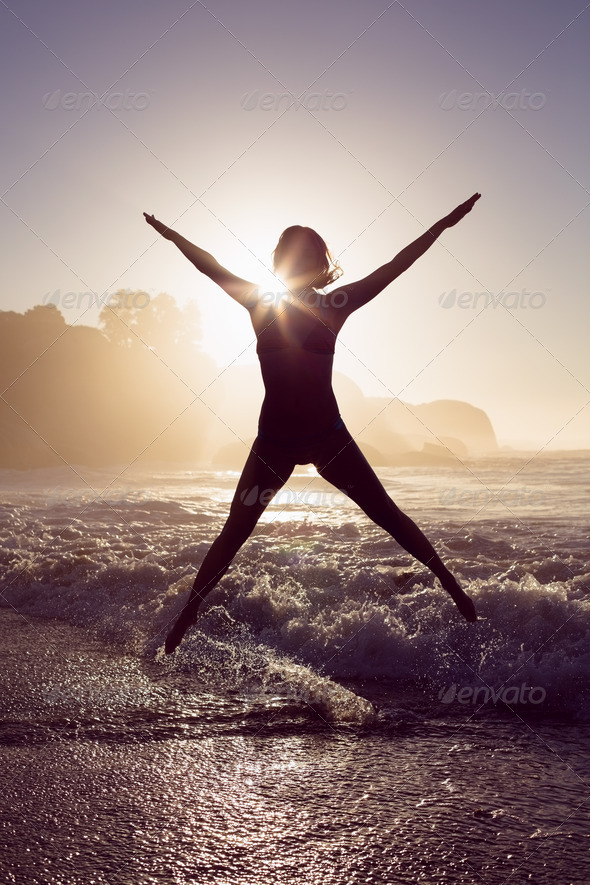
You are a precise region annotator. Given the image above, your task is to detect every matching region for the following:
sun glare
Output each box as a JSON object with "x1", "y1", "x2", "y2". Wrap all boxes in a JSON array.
[{"x1": 218, "y1": 217, "x2": 280, "y2": 290}]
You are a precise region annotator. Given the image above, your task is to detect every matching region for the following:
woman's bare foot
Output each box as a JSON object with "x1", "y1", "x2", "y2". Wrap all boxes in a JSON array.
[
  {"x1": 164, "y1": 601, "x2": 200, "y2": 654},
  {"x1": 164, "y1": 619, "x2": 187, "y2": 655},
  {"x1": 440, "y1": 574, "x2": 478, "y2": 622}
]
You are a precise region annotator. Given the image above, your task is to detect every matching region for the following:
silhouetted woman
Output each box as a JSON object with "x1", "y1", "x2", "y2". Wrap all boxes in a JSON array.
[{"x1": 144, "y1": 193, "x2": 480, "y2": 654}]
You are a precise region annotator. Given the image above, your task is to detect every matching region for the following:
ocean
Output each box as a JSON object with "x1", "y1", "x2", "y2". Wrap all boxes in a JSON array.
[{"x1": 1, "y1": 451, "x2": 589, "y2": 884}]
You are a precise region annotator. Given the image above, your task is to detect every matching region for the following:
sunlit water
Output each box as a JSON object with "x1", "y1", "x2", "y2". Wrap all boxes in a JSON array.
[{"x1": 1, "y1": 452, "x2": 589, "y2": 883}]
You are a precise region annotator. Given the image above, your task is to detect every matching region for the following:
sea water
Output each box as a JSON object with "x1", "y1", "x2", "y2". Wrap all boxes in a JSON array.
[{"x1": 1, "y1": 452, "x2": 589, "y2": 884}]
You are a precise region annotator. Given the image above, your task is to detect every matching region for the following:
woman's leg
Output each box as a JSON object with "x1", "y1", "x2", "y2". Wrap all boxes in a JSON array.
[
  {"x1": 315, "y1": 433, "x2": 477, "y2": 621},
  {"x1": 165, "y1": 440, "x2": 296, "y2": 653}
]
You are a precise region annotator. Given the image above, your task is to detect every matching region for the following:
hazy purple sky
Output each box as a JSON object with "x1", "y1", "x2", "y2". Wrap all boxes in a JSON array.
[{"x1": 1, "y1": 0, "x2": 589, "y2": 447}]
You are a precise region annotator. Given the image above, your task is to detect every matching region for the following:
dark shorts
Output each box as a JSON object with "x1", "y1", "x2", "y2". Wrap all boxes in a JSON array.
[{"x1": 254, "y1": 415, "x2": 352, "y2": 469}]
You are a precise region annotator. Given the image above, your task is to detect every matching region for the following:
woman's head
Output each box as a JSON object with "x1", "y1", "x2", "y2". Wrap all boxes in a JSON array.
[{"x1": 272, "y1": 226, "x2": 342, "y2": 290}]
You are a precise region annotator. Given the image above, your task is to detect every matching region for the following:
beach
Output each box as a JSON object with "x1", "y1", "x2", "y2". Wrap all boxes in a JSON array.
[{"x1": 1, "y1": 453, "x2": 589, "y2": 883}]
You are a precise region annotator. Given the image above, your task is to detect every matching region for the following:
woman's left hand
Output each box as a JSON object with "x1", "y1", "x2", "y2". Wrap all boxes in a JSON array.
[{"x1": 445, "y1": 193, "x2": 481, "y2": 227}]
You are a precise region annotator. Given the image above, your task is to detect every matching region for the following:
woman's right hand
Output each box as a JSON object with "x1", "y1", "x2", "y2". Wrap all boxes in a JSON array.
[
  {"x1": 445, "y1": 193, "x2": 481, "y2": 228},
  {"x1": 143, "y1": 212, "x2": 173, "y2": 239}
]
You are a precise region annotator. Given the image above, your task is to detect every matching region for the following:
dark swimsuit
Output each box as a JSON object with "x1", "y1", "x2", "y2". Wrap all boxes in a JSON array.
[
  {"x1": 248, "y1": 292, "x2": 353, "y2": 467},
  {"x1": 257, "y1": 416, "x2": 345, "y2": 445}
]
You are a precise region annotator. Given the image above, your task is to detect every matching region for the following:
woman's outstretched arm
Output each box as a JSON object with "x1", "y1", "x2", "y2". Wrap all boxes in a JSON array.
[
  {"x1": 143, "y1": 213, "x2": 258, "y2": 307},
  {"x1": 332, "y1": 193, "x2": 481, "y2": 317}
]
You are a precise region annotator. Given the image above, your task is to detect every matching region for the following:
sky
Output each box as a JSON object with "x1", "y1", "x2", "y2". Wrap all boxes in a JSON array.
[{"x1": 1, "y1": 0, "x2": 589, "y2": 449}]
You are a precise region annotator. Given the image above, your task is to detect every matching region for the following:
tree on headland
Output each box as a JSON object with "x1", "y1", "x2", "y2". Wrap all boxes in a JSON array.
[
  {"x1": 97, "y1": 289, "x2": 146, "y2": 349},
  {"x1": 99, "y1": 290, "x2": 204, "y2": 366}
]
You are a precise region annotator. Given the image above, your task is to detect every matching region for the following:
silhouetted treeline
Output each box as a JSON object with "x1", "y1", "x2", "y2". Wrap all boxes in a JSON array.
[{"x1": 0, "y1": 293, "x2": 219, "y2": 468}]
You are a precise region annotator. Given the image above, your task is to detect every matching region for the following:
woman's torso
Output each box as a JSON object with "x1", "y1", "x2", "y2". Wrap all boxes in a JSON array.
[{"x1": 249, "y1": 292, "x2": 344, "y2": 439}]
